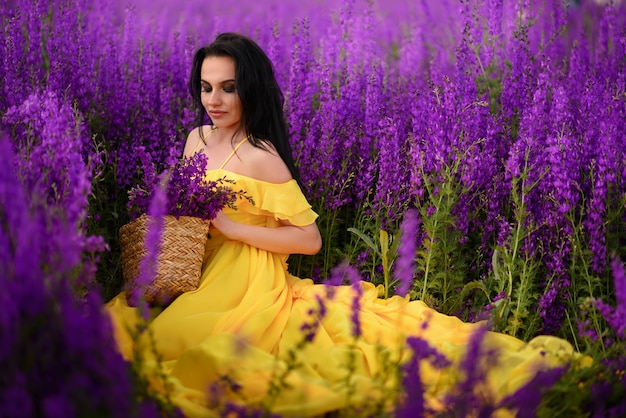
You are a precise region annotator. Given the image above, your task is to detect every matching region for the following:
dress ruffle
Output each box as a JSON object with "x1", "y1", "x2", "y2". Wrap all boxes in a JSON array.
[{"x1": 209, "y1": 169, "x2": 318, "y2": 226}]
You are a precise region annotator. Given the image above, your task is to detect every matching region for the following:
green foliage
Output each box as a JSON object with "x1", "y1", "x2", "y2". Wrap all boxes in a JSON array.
[
  {"x1": 86, "y1": 134, "x2": 131, "y2": 301},
  {"x1": 347, "y1": 226, "x2": 400, "y2": 299},
  {"x1": 538, "y1": 323, "x2": 626, "y2": 417},
  {"x1": 565, "y1": 205, "x2": 609, "y2": 351},
  {"x1": 410, "y1": 149, "x2": 473, "y2": 315},
  {"x1": 487, "y1": 154, "x2": 544, "y2": 339},
  {"x1": 474, "y1": 58, "x2": 504, "y2": 115}
]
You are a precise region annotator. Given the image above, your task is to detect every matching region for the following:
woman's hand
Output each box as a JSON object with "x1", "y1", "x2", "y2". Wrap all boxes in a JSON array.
[
  {"x1": 209, "y1": 212, "x2": 241, "y2": 240},
  {"x1": 209, "y1": 211, "x2": 322, "y2": 255}
]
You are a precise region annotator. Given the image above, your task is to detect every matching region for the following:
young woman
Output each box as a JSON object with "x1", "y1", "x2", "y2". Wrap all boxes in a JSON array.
[
  {"x1": 182, "y1": 32, "x2": 322, "y2": 257},
  {"x1": 106, "y1": 33, "x2": 582, "y2": 417}
]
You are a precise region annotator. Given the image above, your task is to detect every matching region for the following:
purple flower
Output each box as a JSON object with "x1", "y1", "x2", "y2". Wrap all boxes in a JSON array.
[
  {"x1": 394, "y1": 209, "x2": 421, "y2": 297},
  {"x1": 397, "y1": 336, "x2": 450, "y2": 418},
  {"x1": 128, "y1": 175, "x2": 167, "y2": 311},
  {"x1": 299, "y1": 294, "x2": 328, "y2": 343},
  {"x1": 127, "y1": 152, "x2": 252, "y2": 221},
  {"x1": 285, "y1": 18, "x2": 315, "y2": 154},
  {"x1": 0, "y1": 132, "x2": 158, "y2": 416},
  {"x1": 498, "y1": 366, "x2": 566, "y2": 417},
  {"x1": 444, "y1": 325, "x2": 499, "y2": 414},
  {"x1": 372, "y1": 114, "x2": 411, "y2": 224},
  {"x1": 2, "y1": 91, "x2": 104, "y2": 287},
  {"x1": 42, "y1": 395, "x2": 76, "y2": 418},
  {"x1": 328, "y1": 261, "x2": 364, "y2": 338},
  {"x1": 593, "y1": 256, "x2": 626, "y2": 338}
]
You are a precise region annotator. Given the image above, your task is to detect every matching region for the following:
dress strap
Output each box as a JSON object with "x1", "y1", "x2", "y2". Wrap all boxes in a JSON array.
[
  {"x1": 219, "y1": 136, "x2": 250, "y2": 169},
  {"x1": 192, "y1": 126, "x2": 218, "y2": 154}
]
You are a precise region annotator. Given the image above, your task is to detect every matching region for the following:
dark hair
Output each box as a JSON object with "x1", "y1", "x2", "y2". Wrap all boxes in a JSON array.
[{"x1": 189, "y1": 32, "x2": 301, "y2": 184}]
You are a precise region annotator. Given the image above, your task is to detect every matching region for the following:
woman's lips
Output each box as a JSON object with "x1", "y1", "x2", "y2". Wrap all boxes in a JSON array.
[{"x1": 209, "y1": 111, "x2": 225, "y2": 118}]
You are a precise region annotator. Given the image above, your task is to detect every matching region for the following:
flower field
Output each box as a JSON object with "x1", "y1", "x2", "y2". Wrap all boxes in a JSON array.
[{"x1": 1, "y1": 0, "x2": 625, "y2": 416}]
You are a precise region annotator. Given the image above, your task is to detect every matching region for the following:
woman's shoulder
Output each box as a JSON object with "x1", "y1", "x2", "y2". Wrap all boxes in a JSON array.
[
  {"x1": 243, "y1": 141, "x2": 292, "y2": 184},
  {"x1": 183, "y1": 125, "x2": 214, "y2": 158}
]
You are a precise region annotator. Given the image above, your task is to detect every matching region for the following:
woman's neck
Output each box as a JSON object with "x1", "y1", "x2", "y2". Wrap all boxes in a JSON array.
[{"x1": 211, "y1": 126, "x2": 248, "y2": 146}]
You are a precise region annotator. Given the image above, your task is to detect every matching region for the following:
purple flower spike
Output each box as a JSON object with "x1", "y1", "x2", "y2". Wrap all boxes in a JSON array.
[
  {"x1": 593, "y1": 256, "x2": 626, "y2": 338},
  {"x1": 395, "y1": 209, "x2": 421, "y2": 297},
  {"x1": 397, "y1": 336, "x2": 450, "y2": 418},
  {"x1": 127, "y1": 152, "x2": 252, "y2": 222},
  {"x1": 328, "y1": 261, "x2": 364, "y2": 338},
  {"x1": 129, "y1": 176, "x2": 168, "y2": 315},
  {"x1": 498, "y1": 366, "x2": 566, "y2": 418}
]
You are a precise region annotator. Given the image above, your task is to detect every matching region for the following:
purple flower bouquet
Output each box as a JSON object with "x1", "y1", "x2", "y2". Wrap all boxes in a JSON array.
[{"x1": 120, "y1": 152, "x2": 251, "y2": 306}]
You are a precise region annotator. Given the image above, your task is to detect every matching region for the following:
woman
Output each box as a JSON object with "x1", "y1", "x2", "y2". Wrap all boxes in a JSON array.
[
  {"x1": 107, "y1": 33, "x2": 581, "y2": 417},
  {"x1": 182, "y1": 32, "x2": 322, "y2": 257}
]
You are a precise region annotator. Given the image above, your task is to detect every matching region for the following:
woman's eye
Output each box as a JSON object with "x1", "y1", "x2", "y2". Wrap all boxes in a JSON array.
[
  {"x1": 223, "y1": 86, "x2": 236, "y2": 93},
  {"x1": 201, "y1": 86, "x2": 212, "y2": 93}
]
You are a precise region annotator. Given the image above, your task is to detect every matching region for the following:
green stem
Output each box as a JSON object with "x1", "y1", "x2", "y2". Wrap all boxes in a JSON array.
[
  {"x1": 571, "y1": 219, "x2": 607, "y2": 354},
  {"x1": 510, "y1": 259, "x2": 528, "y2": 337},
  {"x1": 323, "y1": 210, "x2": 337, "y2": 277},
  {"x1": 421, "y1": 194, "x2": 443, "y2": 301},
  {"x1": 381, "y1": 229, "x2": 390, "y2": 299}
]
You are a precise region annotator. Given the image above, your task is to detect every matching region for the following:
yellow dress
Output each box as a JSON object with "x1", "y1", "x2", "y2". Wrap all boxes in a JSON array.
[{"x1": 106, "y1": 168, "x2": 581, "y2": 417}]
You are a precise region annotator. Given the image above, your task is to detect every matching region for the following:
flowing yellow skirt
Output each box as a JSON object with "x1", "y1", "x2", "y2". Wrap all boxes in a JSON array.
[{"x1": 107, "y1": 237, "x2": 580, "y2": 417}]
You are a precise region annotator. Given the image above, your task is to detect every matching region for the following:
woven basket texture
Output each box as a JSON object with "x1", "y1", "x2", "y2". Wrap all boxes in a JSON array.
[{"x1": 119, "y1": 214, "x2": 210, "y2": 306}]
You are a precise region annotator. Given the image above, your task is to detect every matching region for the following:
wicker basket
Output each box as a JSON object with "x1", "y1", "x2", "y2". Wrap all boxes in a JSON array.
[{"x1": 119, "y1": 214, "x2": 210, "y2": 306}]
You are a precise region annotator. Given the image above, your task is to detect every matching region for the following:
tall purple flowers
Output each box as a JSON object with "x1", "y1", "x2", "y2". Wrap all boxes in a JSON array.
[
  {"x1": 128, "y1": 176, "x2": 167, "y2": 311},
  {"x1": 2, "y1": 90, "x2": 105, "y2": 287},
  {"x1": 0, "y1": 131, "x2": 154, "y2": 416},
  {"x1": 127, "y1": 152, "x2": 252, "y2": 222},
  {"x1": 397, "y1": 335, "x2": 451, "y2": 418},
  {"x1": 1, "y1": 0, "x2": 626, "y2": 415}
]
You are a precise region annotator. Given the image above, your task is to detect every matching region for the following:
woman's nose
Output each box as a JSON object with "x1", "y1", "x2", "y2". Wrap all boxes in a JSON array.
[{"x1": 207, "y1": 90, "x2": 221, "y2": 106}]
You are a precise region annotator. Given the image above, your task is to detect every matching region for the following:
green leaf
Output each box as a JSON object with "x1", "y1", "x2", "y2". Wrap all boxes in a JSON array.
[
  {"x1": 492, "y1": 248, "x2": 503, "y2": 285},
  {"x1": 347, "y1": 227, "x2": 381, "y2": 257},
  {"x1": 459, "y1": 281, "x2": 490, "y2": 301},
  {"x1": 380, "y1": 229, "x2": 389, "y2": 257}
]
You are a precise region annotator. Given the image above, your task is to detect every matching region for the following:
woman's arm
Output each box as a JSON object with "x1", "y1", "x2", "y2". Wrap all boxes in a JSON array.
[
  {"x1": 210, "y1": 212, "x2": 322, "y2": 255},
  {"x1": 203, "y1": 137, "x2": 321, "y2": 254}
]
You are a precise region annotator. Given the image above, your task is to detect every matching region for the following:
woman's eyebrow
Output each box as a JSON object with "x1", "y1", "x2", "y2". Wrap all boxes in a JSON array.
[{"x1": 200, "y1": 78, "x2": 236, "y2": 84}]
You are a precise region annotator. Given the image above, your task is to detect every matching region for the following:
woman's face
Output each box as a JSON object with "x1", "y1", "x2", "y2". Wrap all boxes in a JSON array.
[{"x1": 200, "y1": 56, "x2": 242, "y2": 131}]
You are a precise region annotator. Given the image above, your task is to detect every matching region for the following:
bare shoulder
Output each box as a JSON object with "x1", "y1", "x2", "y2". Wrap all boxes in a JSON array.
[
  {"x1": 243, "y1": 142, "x2": 293, "y2": 184},
  {"x1": 182, "y1": 127, "x2": 202, "y2": 158},
  {"x1": 183, "y1": 125, "x2": 215, "y2": 158}
]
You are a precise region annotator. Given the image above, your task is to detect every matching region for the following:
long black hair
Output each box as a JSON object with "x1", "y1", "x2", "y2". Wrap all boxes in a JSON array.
[{"x1": 189, "y1": 32, "x2": 301, "y2": 184}]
